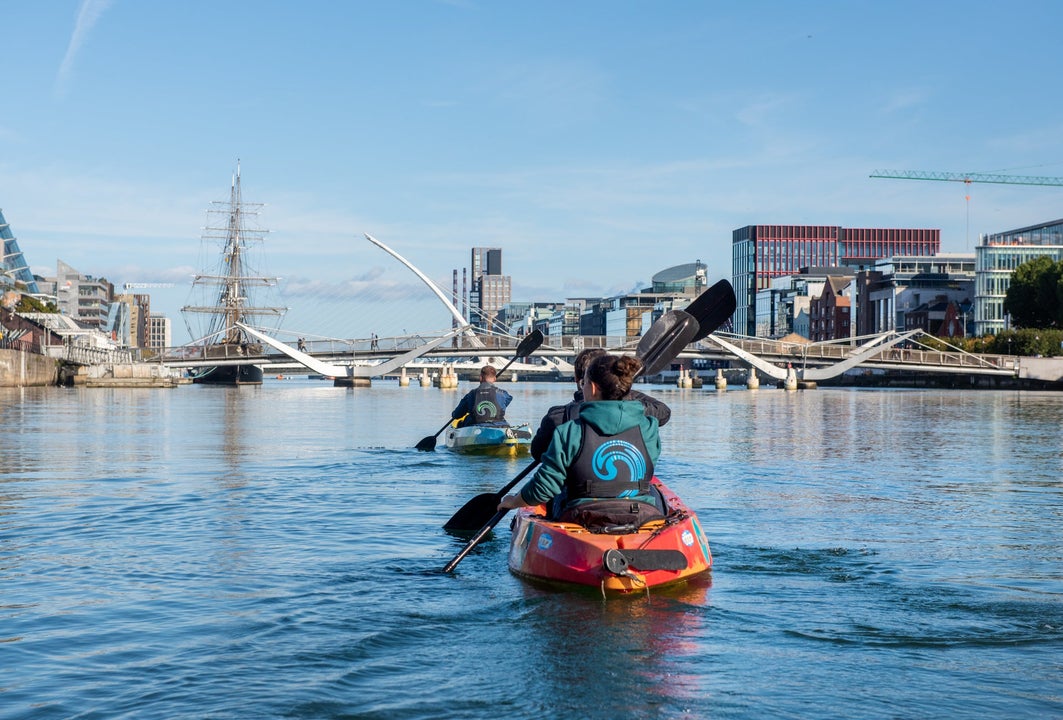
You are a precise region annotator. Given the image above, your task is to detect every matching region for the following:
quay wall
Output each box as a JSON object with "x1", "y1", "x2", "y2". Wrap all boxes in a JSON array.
[
  {"x1": 62, "y1": 361, "x2": 182, "y2": 388},
  {"x1": 0, "y1": 348, "x2": 59, "y2": 387}
]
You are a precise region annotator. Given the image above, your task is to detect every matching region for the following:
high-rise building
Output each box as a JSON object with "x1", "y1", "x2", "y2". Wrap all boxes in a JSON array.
[
  {"x1": 468, "y1": 247, "x2": 511, "y2": 331},
  {"x1": 108, "y1": 293, "x2": 152, "y2": 347},
  {"x1": 975, "y1": 219, "x2": 1063, "y2": 335},
  {"x1": 732, "y1": 224, "x2": 940, "y2": 336}
]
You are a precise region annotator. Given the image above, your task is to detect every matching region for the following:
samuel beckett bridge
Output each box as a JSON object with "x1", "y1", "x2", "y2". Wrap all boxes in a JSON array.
[{"x1": 131, "y1": 324, "x2": 1025, "y2": 387}]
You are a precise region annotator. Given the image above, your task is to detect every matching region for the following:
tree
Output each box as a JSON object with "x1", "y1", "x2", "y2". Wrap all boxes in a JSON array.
[{"x1": 1004, "y1": 256, "x2": 1063, "y2": 328}]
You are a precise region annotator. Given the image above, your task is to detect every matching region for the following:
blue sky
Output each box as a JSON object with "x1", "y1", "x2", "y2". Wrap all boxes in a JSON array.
[{"x1": 3, "y1": 0, "x2": 1062, "y2": 344}]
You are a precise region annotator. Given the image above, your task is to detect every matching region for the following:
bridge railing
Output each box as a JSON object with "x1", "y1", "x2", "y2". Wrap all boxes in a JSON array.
[{"x1": 715, "y1": 334, "x2": 1015, "y2": 372}]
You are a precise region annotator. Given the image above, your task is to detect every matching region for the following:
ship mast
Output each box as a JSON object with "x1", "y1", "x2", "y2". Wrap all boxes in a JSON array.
[{"x1": 181, "y1": 163, "x2": 287, "y2": 346}]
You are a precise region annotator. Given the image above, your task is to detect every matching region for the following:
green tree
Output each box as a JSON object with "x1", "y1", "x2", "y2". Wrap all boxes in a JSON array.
[{"x1": 1004, "y1": 256, "x2": 1063, "y2": 328}]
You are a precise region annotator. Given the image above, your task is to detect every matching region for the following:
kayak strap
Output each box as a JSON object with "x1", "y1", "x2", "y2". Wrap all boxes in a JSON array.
[{"x1": 603, "y1": 548, "x2": 688, "y2": 574}]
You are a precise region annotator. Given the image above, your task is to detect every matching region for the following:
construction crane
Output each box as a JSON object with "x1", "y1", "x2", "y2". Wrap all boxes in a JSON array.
[
  {"x1": 870, "y1": 169, "x2": 1063, "y2": 248},
  {"x1": 869, "y1": 170, "x2": 1063, "y2": 186},
  {"x1": 123, "y1": 282, "x2": 176, "y2": 290}
]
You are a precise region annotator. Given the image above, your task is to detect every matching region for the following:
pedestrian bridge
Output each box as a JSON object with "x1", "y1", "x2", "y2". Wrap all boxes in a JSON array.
[
  {"x1": 118, "y1": 326, "x2": 1022, "y2": 383},
  {"x1": 695, "y1": 330, "x2": 1017, "y2": 381}
]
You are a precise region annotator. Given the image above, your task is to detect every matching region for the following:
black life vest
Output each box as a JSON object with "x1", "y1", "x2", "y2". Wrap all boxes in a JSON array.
[
  {"x1": 472, "y1": 384, "x2": 506, "y2": 424},
  {"x1": 566, "y1": 420, "x2": 654, "y2": 501}
]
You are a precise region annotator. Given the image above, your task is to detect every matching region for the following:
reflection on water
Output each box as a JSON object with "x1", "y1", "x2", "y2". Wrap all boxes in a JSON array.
[{"x1": 517, "y1": 577, "x2": 714, "y2": 716}]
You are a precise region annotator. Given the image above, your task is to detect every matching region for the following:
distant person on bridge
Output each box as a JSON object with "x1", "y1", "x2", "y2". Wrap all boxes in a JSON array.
[
  {"x1": 451, "y1": 365, "x2": 513, "y2": 428},
  {"x1": 529, "y1": 347, "x2": 670, "y2": 462}
]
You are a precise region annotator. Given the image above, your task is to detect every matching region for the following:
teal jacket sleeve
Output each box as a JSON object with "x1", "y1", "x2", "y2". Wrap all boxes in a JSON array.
[{"x1": 519, "y1": 420, "x2": 582, "y2": 505}]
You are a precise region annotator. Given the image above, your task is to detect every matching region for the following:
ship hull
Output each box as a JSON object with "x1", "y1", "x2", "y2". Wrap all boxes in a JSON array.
[{"x1": 189, "y1": 364, "x2": 263, "y2": 385}]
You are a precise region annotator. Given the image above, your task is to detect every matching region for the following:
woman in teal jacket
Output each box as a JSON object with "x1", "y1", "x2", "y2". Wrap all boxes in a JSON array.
[{"x1": 498, "y1": 353, "x2": 662, "y2": 525}]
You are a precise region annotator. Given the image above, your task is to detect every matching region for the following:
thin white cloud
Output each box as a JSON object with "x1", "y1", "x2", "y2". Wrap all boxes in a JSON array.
[
  {"x1": 55, "y1": 0, "x2": 114, "y2": 99},
  {"x1": 880, "y1": 87, "x2": 930, "y2": 114}
]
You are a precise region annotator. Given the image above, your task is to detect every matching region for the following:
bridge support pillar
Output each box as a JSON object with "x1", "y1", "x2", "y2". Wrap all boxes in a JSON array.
[{"x1": 334, "y1": 377, "x2": 371, "y2": 388}]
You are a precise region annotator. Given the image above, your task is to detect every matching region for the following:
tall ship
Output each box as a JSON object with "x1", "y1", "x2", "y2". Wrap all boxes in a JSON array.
[{"x1": 181, "y1": 164, "x2": 287, "y2": 385}]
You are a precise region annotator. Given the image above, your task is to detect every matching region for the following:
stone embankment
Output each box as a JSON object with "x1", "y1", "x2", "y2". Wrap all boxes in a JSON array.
[
  {"x1": 59, "y1": 361, "x2": 184, "y2": 387},
  {"x1": 0, "y1": 348, "x2": 58, "y2": 387}
]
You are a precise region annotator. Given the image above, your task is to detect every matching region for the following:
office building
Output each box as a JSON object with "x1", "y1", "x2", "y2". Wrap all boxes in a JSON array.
[
  {"x1": 974, "y1": 219, "x2": 1063, "y2": 335},
  {"x1": 467, "y1": 247, "x2": 511, "y2": 332},
  {"x1": 732, "y1": 225, "x2": 940, "y2": 336}
]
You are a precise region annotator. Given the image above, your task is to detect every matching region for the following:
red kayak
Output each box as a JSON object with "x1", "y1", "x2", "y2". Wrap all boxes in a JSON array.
[{"x1": 506, "y1": 478, "x2": 712, "y2": 594}]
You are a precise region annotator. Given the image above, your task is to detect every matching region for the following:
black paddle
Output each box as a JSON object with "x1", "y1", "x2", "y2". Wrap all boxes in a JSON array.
[
  {"x1": 684, "y1": 278, "x2": 737, "y2": 344},
  {"x1": 415, "y1": 330, "x2": 544, "y2": 451},
  {"x1": 442, "y1": 309, "x2": 701, "y2": 573},
  {"x1": 441, "y1": 279, "x2": 737, "y2": 533}
]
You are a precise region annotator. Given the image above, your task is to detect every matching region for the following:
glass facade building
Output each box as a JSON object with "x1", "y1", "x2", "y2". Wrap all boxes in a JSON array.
[
  {"x1": 974, "y1": 219, "x2": 1063, "y2": 335},
  {"x1": 0, "y1": 209, "x2": 41, "y2": 295},
  {"x1": 732, "y1": 225, "x2": 940, "y2": 336}
]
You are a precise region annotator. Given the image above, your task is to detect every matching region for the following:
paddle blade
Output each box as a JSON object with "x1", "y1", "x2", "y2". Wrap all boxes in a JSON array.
[
  {"x1": 515, "y1": 329, "x2": 545, "y2": 358},
  {"x1": 443, "y1": 493, "x2": 499, "y2": 532},
  {"x1": 443, "y1": 460, "x2": 538, "y2": 531},
  {"x1": 685, "y1": 279, "x2": 737, "y2": 342},
  {"x1": 415, "y1": 436, "x2": 437, "y2": 452},
  {"x1": 637, "y1": 309, "x2": 700, "y2": 376}
]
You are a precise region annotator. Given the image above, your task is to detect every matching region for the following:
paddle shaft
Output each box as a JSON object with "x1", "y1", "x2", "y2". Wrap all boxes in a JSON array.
[
  {"x1": 443, "y1": 509, "x2": 508, "y2": 573},
  {"x1": 499, "y1": 459, "x2": 538, "y2": 495},
  {"x1": 441, "y1": 460, "x2": 539, "y2": 532},
  {"x1": 428, "y1": 418, "x2": 452, "y2": 441}
]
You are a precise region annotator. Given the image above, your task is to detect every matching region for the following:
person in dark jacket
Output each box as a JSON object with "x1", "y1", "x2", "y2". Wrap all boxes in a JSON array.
[
  {"x1": 499, "y1": 353, "x2": 661, "y2": 525},
  {"x1": 529, "y1": 347, "x2": 669, "y2": 461},
  {"x1": 451, "y1": 365, "x2": 513, "y2": 427}
]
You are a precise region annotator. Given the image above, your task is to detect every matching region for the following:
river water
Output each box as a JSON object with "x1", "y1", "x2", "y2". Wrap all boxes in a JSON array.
[{"x1": 2, "y1": 380, "x2": 1061, "y2": 719}]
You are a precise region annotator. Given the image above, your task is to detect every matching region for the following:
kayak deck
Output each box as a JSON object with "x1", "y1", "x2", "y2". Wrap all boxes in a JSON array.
[
  {"x1": 507, "y1": 479, "x2": 712, "y2": 594},
  {"x1": 444, "y1": 423, "x2": 532, "y2": 456}
]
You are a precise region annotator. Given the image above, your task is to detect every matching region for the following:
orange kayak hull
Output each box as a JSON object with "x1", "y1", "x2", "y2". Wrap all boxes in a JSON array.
[{"x1": 507, "y1": 479, "x2": 712, "y2": 594}]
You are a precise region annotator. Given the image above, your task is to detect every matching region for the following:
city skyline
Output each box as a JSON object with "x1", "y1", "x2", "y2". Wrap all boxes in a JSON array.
[{"x1": 3, "y1": 1, "x2": 1063, "y2": 344}]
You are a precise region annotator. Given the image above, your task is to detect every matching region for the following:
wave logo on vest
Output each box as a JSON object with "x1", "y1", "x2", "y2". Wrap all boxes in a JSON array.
[
  {"x1": 475, "y1": 400, "x2": 498, "y2": 418},
  {"x1": 591, "y1": 440, "x2": 646, "y2": 485}
]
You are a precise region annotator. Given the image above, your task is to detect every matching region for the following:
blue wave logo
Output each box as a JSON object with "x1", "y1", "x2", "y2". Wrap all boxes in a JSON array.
[
  {"x1": 591, "y1": 440, "x2": 646, "y2": 483},
  {"x1": 476, "y1": 401, "x2": 498, "y2": 417}
]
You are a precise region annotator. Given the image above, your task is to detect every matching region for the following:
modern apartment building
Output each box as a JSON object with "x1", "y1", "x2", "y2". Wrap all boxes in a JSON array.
[
  {"x1": 857, "y1": 253, "x2": 975, "y2": 336},
  {"x1": 732, "y1": 225, "x2": 941, "y2": 336},
  {"x1": 0, "y1": 208, "x2": 41, "y2": 295},
  {"x1": 148, "y1": 314, "x2": 172, "y2": 349},
  {"x1": 40, "y1": 260, "x2": 114, "y2": 330},
  {"x1": 974, "y1": 219, "x2": 1063, "y2": 335}
]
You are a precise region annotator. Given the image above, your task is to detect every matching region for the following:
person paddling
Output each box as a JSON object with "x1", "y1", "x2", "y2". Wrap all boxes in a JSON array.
[
  {"x1": 529, "y1": 347, "x2": 669, "y2": 461},
  {"x1": 498, "y1": 353, "x2": 663, "y2": 529},
  {"x1": 451, "y1": 365, "x2": 513, "y2": 428}
]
